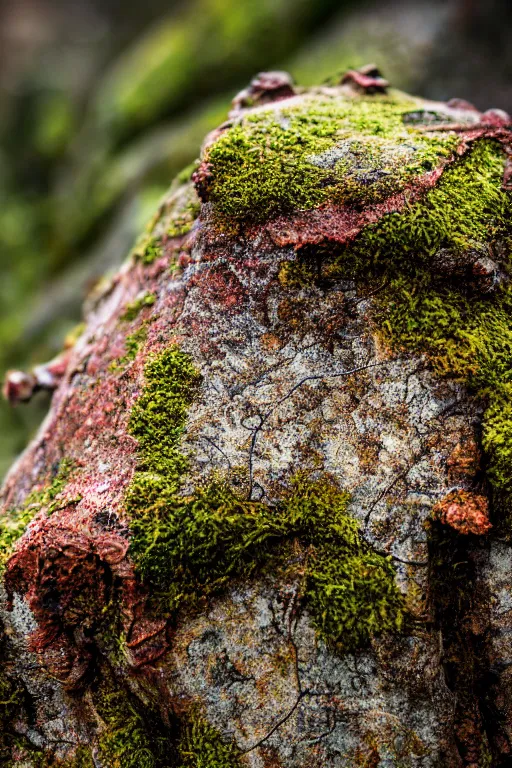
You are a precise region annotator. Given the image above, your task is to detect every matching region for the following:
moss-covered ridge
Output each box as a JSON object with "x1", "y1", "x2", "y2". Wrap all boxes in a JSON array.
[
  {"x1": 343, "y1": 140, "x2": 512, "y2": 524},
  {"x1": 125, "y1": 347, "x2": 404, "y2": 652},
  {"x1": 198, "y1": 90, "x2": 465, "y2": 226},
  {"x1": 277, "y1": 134, "x2": 512, "y2": 528}
]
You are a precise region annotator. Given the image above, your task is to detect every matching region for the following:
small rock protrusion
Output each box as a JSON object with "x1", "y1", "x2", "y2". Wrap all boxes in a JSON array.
[
  {"x1": 231, "y1": 71, "x2": 296, "y2": 114},
  {"x1": 433, "y1": 489, "x2": 491, "y2": 536},
  {"x1": 471, "y1": 254, "x2": 505, "y2": 292},
  {"x1": 431, "y1": 244, "x2": 505, "y2": 293},
  {"x1": 481, "y1": 108, "x2": 512, "y2": 127},
  {"x1": 192, "y1": 161, "x2": 214, "y2": 203},
  {"x1": 341, "y1": 64, "x2": 389, "y2": 94},
  {"x1": 446, "y1": 97, "x2": 479, "y2": 112}
]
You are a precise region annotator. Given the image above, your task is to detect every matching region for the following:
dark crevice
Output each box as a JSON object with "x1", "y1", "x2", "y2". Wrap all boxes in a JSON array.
[{"x1": 428, "y1": 521, "x2": 506, "y2": 766}]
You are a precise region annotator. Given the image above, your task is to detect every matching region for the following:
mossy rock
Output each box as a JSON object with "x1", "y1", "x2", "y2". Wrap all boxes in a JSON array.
[{"x1": 2, "y1": 72, "x2": 512, "y2": 765}]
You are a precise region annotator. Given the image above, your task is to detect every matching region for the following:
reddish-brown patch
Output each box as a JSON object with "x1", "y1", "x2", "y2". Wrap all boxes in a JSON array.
[
  {"x1": 192, "y1": 162, "x2": 214, "y2": 203},
  {"x1": 0, "y1": 251, "x2": 190, "y2": 686},
  {"x1": 188, "y1": 260, "x2": 248, "y2": 312},
  {"x1": 260, "y1": 333, "x2": 283, "y2": 352},
  {"x1": 446, "y1": 98, "x2": 479, "y2": 112},
  {"x1": 4, "y1": 518, "x2": 170, "y2": 685},
  {"x1": 454, "y1": 704, "x2": 487, "y2": 767},
  {"x1": 433, "y1": 490, "x2": 491, "y2": 535}
]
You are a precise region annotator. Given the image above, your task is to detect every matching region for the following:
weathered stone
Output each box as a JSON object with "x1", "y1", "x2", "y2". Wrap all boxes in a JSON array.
[{"x1": 1, "y1": 73, "x2": 511, "y2": 766}]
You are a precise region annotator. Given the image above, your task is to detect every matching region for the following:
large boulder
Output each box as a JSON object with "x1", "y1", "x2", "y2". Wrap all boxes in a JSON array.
[{"x1": 1, "y1": 70, "x2": 512, "y2": 766}]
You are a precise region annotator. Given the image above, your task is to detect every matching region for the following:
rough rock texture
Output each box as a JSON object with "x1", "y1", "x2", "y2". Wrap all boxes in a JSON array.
[{"x1": 1, "y1": 72, "x2": 512, "y2": 766}]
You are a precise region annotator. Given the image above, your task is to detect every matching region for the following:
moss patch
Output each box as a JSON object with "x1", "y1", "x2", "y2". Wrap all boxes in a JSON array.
[
  {"x1": 125, "y1": 347, "x2": 404, "y2": 652},
  {"x1": 271, "y1": 135, "x2": 512, "y2": 530},
  {"x1": 121, "y1": 293, "x2": 156, "y2": 322},
  {"x1": 202, "y1": 91, "x2": 458, "y2": 226},
  {"x1": 134, "y1": 237, "x2": 164, "y2": 266},
  {"x1": 127, "y1": 346, "x2": 201, "y2": 482},
  {"x1": 178, "y1": 711, "x2": 242, "y2": 768},
  {"x1": 276, "y1": 137, "x2": 512, "y2": 525},
  {"x1": 109, "y1": 325, "x2": 149, "y2": 372},
  {"x1": 167, "y1": 200, "x2": 201, "y2": 239},
  {"x1": 0, "y1": 459, "x2": 75, "y2": 569},
  {"x1": 342, "y1": 139, "x2": 510, "y2": 287},
  {"x1": 93, "y1": 671, "x2": 171, "y2": 768}
]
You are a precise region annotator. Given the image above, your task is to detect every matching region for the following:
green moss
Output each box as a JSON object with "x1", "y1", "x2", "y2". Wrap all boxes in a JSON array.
[
  {"x1": 93, "y1": 672, "x2": 169, "y2": 768},
  {"x1": 64, "y1": 746, "x2": 95, "y2": 767},
  {"x1": 125, "y1": 347, "x2": 404, "y2": 651},
  {"x1": 178, "y1": 711, "x2": 242, "y2": 768},
  {"x1": 46, "y1": 746, "x2": 95, "y2": 767},
  {"x1": 134, "y1": 237, "x2": 164, "y2": 266},
  {"x1": 342, "y1": 139, "x2": 509, "y2": 283},
  {"x1": 482, "y1": 385, "x2": 512, "y2": 503},
  {"x1": 127, "y1": 346, "x2": 201, "y2": 481},
  {"x1": 0, "y1": 663, "x2": 23, "y2": 764},
  {"x1": 167, "y1": 200, "x2": 201, "y2": 239},
  {"x1": 121, "y1": 293, "x2": 156, "y2": 322},
  {"x1": 0, "y1": 459, "x2": 75, "y2": 569},
  {"x1": 109, "y1": 325, "x2": 149, "y2": 372},
  {"x1": 204, "y1": 91, "x2": 458, "y2": 226}
]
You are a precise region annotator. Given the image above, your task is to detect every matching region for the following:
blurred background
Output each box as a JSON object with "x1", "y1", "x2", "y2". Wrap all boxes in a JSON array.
[{"x1": 0, "y1": 0, "x2": 512, "y2": 477}]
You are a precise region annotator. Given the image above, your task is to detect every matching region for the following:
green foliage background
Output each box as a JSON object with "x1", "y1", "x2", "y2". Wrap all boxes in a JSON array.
[{"x1": 0, "y1": 0, "x2": 511, "y2": 475}]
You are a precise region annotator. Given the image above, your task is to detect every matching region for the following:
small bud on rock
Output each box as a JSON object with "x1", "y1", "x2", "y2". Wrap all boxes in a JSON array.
[
  {"x1": 3, "y1": 352, "x2": 70, "y2": 405},
  {"x1": 192, "y1": 161, "x2": 214, "y2": 202},
  {"x1": 3, "y1": 370, "x2": 37, "y2": 404},
  {"x1": 446, "y1": 98, "x2": 479, "y2": 112},
  {"x1": 231, "y1": 71, "x2": 295, "y2": 114},
  {"x1": 341, "y1": 64, "x2": 389, "y2": 94}
]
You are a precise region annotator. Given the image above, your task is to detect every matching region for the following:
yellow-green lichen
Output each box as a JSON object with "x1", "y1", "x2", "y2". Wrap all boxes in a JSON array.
[
  {"x1": 167, "y1": 200, "x2": 201, "y2": 239},
  {"x1": 203, "y1": 91, "x2": 458, "y2": 226},
  {"x1": 125, "y1": 347, "x2": 404, "y2": 651},
  {"x1": 0, "y1": 459, "x2": 75, "y2": 570}
]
